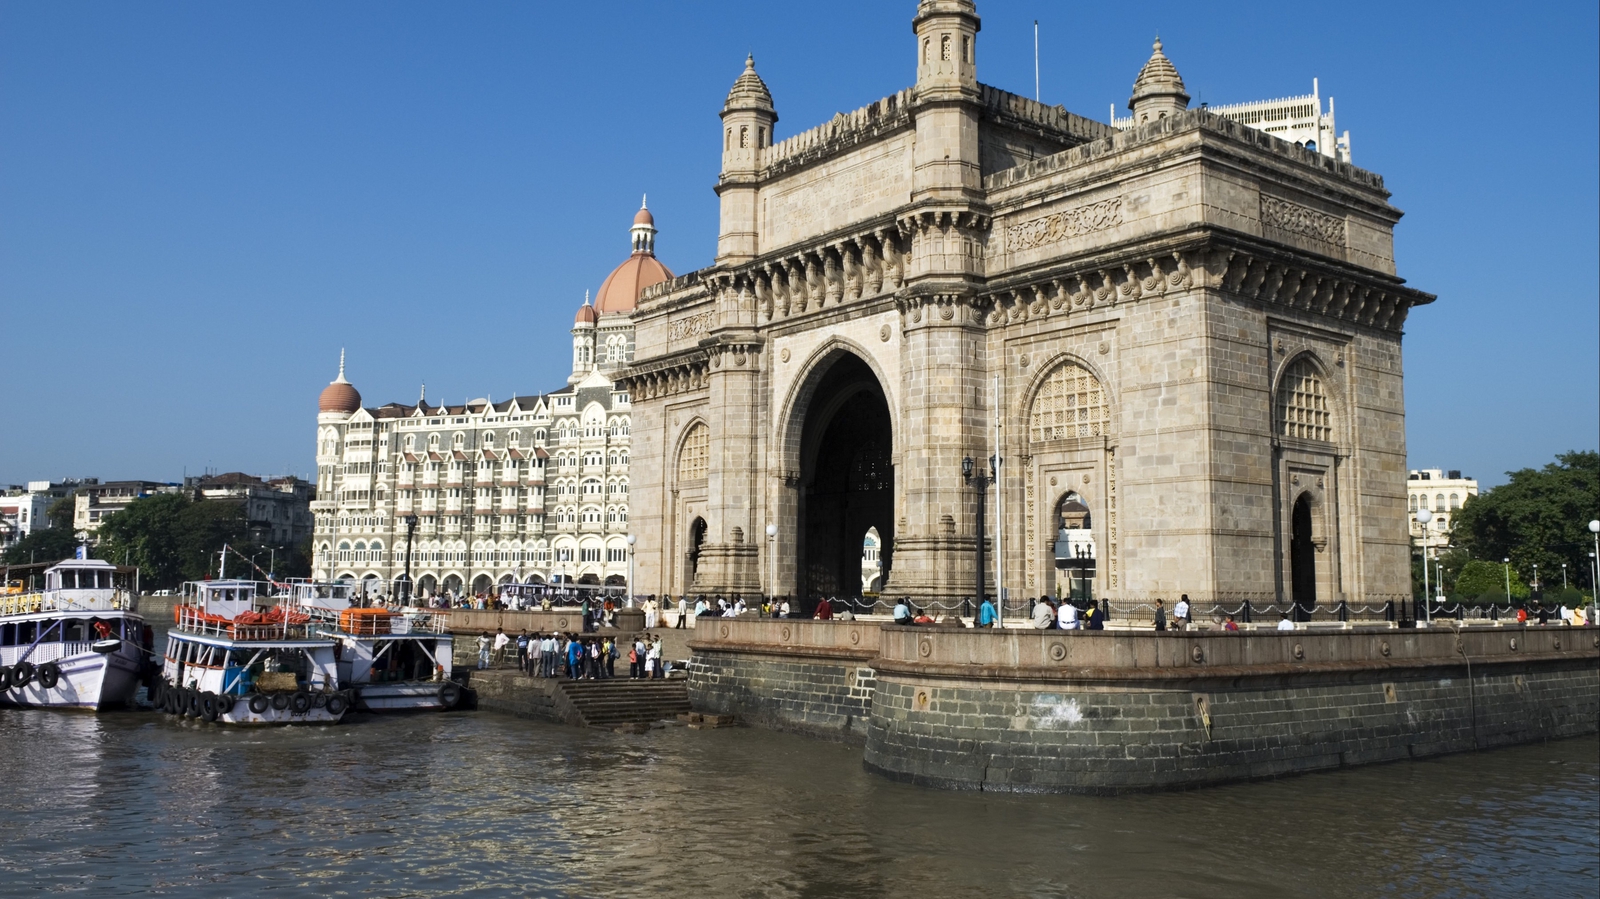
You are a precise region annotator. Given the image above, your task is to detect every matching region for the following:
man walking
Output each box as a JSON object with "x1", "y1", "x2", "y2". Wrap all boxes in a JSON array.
[{"x1": 476, "y1": 632, "x2": 491, "y2": 670}]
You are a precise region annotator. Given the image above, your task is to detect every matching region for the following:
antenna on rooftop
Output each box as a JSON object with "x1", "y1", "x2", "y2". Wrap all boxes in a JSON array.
[{"x1": 1033, "y1": 21, "x2": 1040, "y2": 101}]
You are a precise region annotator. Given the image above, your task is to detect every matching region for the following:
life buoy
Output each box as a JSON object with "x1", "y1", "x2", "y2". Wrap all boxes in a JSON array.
[
  {"x1": 290, "y1": 692, "x2": 313, "y2": 714},
  {"x1": 37, "y1": 662, "x2": 60, "y2": 690},
  {"x1": 325, "y1": 693, "x2": 348, "y2": 716},
  {"x1": 11, "y1": 662, "x2": 35, "y2": 689},
  {"x1": 200, "y1": 692, "x2": 219, "y2": 722},
  {"x1": 439, "y1": 681, "x2": 463, "y2": 709},
  {"x1": 270, "y1": 692, "x2": 291, "y2": 711},
  {"x1": 215, "y1": 692, "x2": 235, "y2": 716},
  {"x1": 247, "y1": 693, "x2": 270, "y2": 714}
]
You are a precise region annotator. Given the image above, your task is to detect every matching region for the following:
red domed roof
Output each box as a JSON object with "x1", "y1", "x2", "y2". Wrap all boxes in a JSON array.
[
  {"x1": 595, "y1": 253, "x2": 673, "y2": 314},
  {"x1": 318, "y1": 352, "x2": 361, "y2": 413},
  {"x1": 574, "y1": 302, "x2": 598, "y2": 325},
  {"x1": 633, "y1": 206, "x2": 655, "y2": 227}
]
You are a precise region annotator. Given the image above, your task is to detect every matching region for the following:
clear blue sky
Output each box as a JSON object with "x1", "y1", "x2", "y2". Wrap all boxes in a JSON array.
[{"x1": 2, "y1": 1, "x2": 1595, "y2": 488}]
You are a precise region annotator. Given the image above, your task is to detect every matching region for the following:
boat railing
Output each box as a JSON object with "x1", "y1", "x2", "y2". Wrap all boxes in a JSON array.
[
  {"x1": 0, "y1": 590, "x2": 134, "y2": 616},
  {"x1": 0, "y1": 641, "x2": 93, "y2": 667},
  {"x1": 173, "y1": 604, "x2": 314, "y2": 641}
]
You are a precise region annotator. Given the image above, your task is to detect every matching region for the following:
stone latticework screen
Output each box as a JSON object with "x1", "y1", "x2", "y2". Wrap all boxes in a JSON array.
[
  {"x1": 678, "y1": 423, "x2": 710, "y2": 482},
  {"x1": 1030, "y1": 363, "x2": 1109, "y2": 442},
  {"x1": 1277, "y1": 359, "x2": 1332, "y2": 442}
]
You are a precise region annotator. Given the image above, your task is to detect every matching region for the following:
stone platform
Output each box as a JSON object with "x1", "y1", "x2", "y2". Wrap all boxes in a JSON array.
[{"x1": 688, "y1": 618, "x2": 1600, "y2": 793}]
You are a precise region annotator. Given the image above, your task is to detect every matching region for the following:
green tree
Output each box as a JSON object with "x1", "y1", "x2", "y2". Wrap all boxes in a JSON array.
[
  {"x1": 1450, "y1": 451, "x2": 1599, "y2": 591},
  {"x1": 1453, "y1": 559, "x2": 1528, "y2": 603},
  {"x1": 2, "y1": 526, "x2": 81, "y2": 567},
  {"x1": 95, "y1": 492, "x2": 252, "y2": 590}
]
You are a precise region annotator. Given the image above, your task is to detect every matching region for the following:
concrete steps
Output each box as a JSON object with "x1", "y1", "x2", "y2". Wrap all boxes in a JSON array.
[{"x1": 553, "y1": 679, "x2": 691, "y2": 728}]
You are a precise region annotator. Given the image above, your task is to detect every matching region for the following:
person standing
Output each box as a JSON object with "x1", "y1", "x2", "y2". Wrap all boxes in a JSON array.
[
  {"x1": 605, "y1": 637, "x2": 618, "y2": 678},
  {"x1": 676, "y1": 595, "x2": 688, "y2": 629},
  {"x1": 515, "y1": 630, "x2": 530, "y2": 671},
  {"x1": 1173, "y1": 595, "x2": 1191, "y2": 632},
  {"x1": 476, "y1": 632, "x2": 491, "y2": 669},
  {"x1": 566, "y1": 636, "x2": 583, "y2": 679},
  {"x1": 815, "y1": 597, "x2": 833, "y2": 620},
  {"x1": 1153, "y1": 599, "x2": 1167, "y2": 632},
  {"x1": 492, "y1": 628, "x2": 510, "y2": 667},
  {"x1": 647, "y1": 637, "x2": 663, "y2": 679},
  {"x1": 977, "y1": 595, "x2": 998, "y2": 628}
]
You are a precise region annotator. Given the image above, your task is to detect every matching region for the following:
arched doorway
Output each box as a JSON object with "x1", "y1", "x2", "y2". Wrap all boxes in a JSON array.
[
  {"x1": 861, "y1": 527, "x2": 883, "y2": 594},
  {"x1": 471, "y1": 573, "x2": 492, "y2": 595},
  {"x1": 797, "y1": 353, "x2": 893, "y2": 605},
  {"x1": 1290, "y1": 493, "x2": 1315, "y2": 619},
  {"x1": 1052, "y1": 493, "x2": 1095, "y2": 602},
  {"x1": 686, "y1": 517, "x2": 707, "y2": 589}
]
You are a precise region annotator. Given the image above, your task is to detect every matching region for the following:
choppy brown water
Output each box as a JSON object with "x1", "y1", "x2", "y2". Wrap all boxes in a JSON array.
[{"x1": 0, "y1": 708, "x2": 1594, "y2": 898}]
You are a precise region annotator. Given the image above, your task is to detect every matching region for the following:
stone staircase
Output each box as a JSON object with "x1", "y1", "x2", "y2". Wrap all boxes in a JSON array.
[{"x1": 553, "y1": 678, "x2": 692, "y2": 729}]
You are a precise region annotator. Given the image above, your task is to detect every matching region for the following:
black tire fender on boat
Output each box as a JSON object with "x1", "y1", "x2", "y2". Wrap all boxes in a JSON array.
[
  {"x1": 37, "y1": 662, "x2": 61, "y2": 690},
  {"x1": 246, "y1": 693, "x2": 270, "y2": 714},
  {"x1": 181, "y1": 689, "x2": 198, "y2": 718},
  {"x1": 312, "y1": 691, "x2": 328, "y2": 709},
  {"x1": 215, "y1": 692, "x2": 236, "y2": 716},
  {"x1": 0, "y1": 666, "x2": 11, "y2": 691},
  {"x1": 11, "y1": 662, "x2": 34, "y2": 689},
  {"x1": 270, "y1": 692, "x2": 291, "y2": 711},
  {"x1": 290, "y1": 691, "x2": 313, "y2": 714},
  {"x1": 200, "y1": 692, "x2": 219, "y2": 722},
  {"x1": 439, "y1": 681, "x2": 463, "y2": 709},
  {"x1": 325, "y1": 693, "x2": 348, "y2": 716},
  {"x1": 167, "y1": 687, "x2": 181, "y2": 715},
  {"x1": 149, "y1": 680, "x2": 164, "y2": 707}
]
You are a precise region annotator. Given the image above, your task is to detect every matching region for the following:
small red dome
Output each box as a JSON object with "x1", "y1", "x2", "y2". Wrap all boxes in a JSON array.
[
  {"x1": 574, "y1": 303, "x2": 598, "y2": 325},
  {"x1": 319, "y1": 380, "x2": 361, "y2": 413},
  {"x1": 633, "y1": 206, "x2": 655, "y2": 227}
]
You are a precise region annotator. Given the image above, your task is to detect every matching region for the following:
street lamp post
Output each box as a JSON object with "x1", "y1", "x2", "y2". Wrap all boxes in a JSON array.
[
  {"x1": 401, "y1": 514, "x2": 418, "y2": 605},
  {"x1": 962, "y1": 455, "x2": 995, "y2": 620},
  {"x1": 1589, "y1": 520, "x2": 1600, "y2": 610},
  {"x1": 765, "y1": 523, "x2": 777, "y2": 612},
  {"x1": 1503, "y1": 557, "x2": 1512, "y2": 606},
  {"x1": 626, "y1": 534, "x2": 636, "y2": 607},
  {"x1": 1415, "y1": 507, "x2": 1433, "y2": 623},
  {"x1": 1561, "y1": 563, "x2": 1567, "y2": 591}
]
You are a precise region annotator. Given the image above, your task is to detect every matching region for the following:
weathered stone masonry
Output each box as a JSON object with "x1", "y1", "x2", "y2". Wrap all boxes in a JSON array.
[{"x1": 690, "y1": 620, "x2": 1600, "y2": 792}]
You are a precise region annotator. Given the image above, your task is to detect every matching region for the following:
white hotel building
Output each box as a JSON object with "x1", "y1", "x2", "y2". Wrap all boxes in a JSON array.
[{"x1": 310, "y1": 205, "x2": 669, "y2": 597}]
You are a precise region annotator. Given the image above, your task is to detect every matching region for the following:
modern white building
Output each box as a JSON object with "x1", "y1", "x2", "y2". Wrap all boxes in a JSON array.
[
  {"x1": 1407, "y1": 468, "x2": 1479, "y2": 549},
  {"x1": 0, "y1": 486, "x2": 52, "y2": 551},
  {"x1": 1112, "y1": 42, "x2": 1352, "y2": 163},
  {"x1": 310, "y1": 204, "x2": 664, "y2": 597}
]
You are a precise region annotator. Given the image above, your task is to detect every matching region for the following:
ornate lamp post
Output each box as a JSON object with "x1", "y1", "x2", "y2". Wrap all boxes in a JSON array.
[
  {"x1": 626, "y1": 533, "x2": 636, "y2": 607},
  {"x1": 962, "y1": 455, "x2": 995, "y2": 619},
  {"x1": 1503, "y1": 557, "x2": 1512, "y2": 606},
  {"x1": 400, "y1": 514, "x2": 418, "y2": 605},
  {"x1": 1415, "y1": 506, "x2": 1433, "y2": 623},
  {"x1": 1589, "y1": 520, "x2": 1600, "y2": 608}
]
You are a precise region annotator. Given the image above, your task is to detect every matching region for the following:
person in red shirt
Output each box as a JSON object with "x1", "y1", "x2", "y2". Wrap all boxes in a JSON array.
[{"x1": 814, "y1": 597, "x2": 833, "y2": 620}]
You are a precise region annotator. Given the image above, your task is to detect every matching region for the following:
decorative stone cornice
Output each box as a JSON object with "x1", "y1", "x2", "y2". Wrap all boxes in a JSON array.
[
  {"x1": 618, "y1": 352, "x2": 711, "y2": 401},
  {"x1": 978, "y1": 236, "x2": 1433, "y2": 333}
]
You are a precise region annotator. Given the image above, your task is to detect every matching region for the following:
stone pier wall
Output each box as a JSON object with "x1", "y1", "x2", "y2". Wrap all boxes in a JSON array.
[
  {"x1": 688, "y1": 619, "x2": 881, "y2": 742},
  {"x1": 687, "y1": 622, "x2": 1600, "y2": 792}
]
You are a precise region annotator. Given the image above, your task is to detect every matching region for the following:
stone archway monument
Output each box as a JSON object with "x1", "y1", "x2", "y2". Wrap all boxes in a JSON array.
[{"x1": 623, "y1": 2, "x2": 1431, "y2": 611}]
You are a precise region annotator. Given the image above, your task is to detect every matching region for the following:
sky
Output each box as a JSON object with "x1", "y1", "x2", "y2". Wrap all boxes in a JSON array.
[{"x1": 1, "y1": 1, "x2": 1595, "y2": 489}]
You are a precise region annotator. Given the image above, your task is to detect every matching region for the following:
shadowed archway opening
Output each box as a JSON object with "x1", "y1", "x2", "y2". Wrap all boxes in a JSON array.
[
  {"x1": 686, "y1": 517, "x2": 707, "y2": 590},
  {"x1": 1290, "y1": 493, "x2": 1315, "y2": 620},
  {"x1": 797, "y1": 353, "x2": 893, "y2": 609}
]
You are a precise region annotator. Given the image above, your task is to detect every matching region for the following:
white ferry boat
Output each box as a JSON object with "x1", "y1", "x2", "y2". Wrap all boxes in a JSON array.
[
  {"x1": 155, "y1": 579, "x2": 348, "y2": 725},
  {"x1": 286, "y1": 581, "x2": 462, "y2": 712},
  {"x1": 0, "y1": 558, "x2": 151, "y2": 711}
]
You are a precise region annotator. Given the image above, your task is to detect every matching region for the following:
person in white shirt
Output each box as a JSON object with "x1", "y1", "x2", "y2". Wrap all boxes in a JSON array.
[
  {"x1": 779, "y1": 598, "x2": 791, "y2": 619},
  {"x1": 677, "y1": 595, "x2": 689, "y2": 629},
  {"x1": 1031, "y1": 597, "x2": 1055, "y2": 629},
  {"x1": 1058, "y1": 601, "x2": 1079, "y2": 630},
  {"x1": 644, "y1": 599, "x2": 658, "y2": 630},
  {"x1": 1277, "y1": 614, "x2": 1295, "y2": 631},
  {"x1": 1173, "y1": 595, "x2": 1191, "y2": 631}
]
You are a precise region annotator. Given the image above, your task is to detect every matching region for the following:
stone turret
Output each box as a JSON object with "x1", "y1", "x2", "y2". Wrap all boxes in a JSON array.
[
  {"x1": 1128, "y1": 38, "x2": 1190, "y2": 124},
  {"x1": 910, "y1": 0, "x2": 982, "y2": 204},
  {"x1": 716, "y1": 55, "x2": 776, "y2": 264}
]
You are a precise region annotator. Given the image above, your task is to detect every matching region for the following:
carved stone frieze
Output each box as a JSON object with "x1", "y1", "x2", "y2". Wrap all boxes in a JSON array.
[
  {"x1": 1005, "y1": 196, "x2": 1125, "y2": 252},
  {"x1": 1260, "y1": 195, "x2": 1348, "y2": 247},
  {"x1": 668, "y1": 312, "x2": 716, "y2": 341}
]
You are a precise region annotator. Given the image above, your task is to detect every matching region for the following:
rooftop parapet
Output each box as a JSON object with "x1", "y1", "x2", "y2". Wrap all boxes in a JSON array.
[
  {"x1": 757, "y1": 89, "x2": 913, "y2": 179},
  {"x1": 979, "y1": 84, "x2": 1118, "y2": 146},
  {"x1": 985, "y1": 108, "x2": 1384, "y2": 194}
]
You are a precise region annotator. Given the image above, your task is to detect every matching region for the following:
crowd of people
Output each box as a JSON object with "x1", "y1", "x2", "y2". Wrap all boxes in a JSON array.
[{"x1": 474, "y1": 628, "x2": 670, "y2": 680}]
